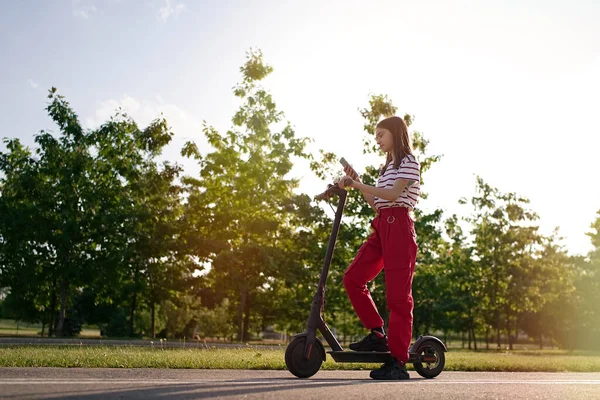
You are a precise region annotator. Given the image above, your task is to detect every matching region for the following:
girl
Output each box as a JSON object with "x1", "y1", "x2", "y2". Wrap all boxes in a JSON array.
[{"x1": 338, "y1": 116, "x2": 420, "y2": 380}]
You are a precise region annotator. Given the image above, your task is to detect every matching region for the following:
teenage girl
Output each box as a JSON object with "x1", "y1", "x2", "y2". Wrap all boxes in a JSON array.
[{"x1": 338, "y1": 116, "x2": 420, "y2": 380}]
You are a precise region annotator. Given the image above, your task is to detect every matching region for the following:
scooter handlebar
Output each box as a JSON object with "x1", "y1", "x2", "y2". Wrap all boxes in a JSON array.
[{"x1": 315, "y1": 178, "x2": 353, "y2": 201}]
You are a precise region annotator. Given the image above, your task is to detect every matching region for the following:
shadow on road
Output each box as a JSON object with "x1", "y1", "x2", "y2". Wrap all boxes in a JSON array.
[{"x1": 49, "y1": 377, "x2": 420, "y2": 399}]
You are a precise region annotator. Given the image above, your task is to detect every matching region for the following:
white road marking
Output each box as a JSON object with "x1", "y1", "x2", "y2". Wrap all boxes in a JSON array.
[{"x1": 0, "y1": 379, "x2": 599, "y2": 385}]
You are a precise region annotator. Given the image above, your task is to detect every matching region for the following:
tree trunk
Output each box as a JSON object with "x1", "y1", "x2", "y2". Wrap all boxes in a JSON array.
[
  {"x1": 129, "y1": 267, "x2": 139, "y2": 337},
  {"x1": 151, "y1": 302, "x2": 156, "y2": 339},
  {"x1": 506, "y1": 307, "x2": 513, "y2": 350},
  {"x1": 343, "y1": 313, "x2": 347, "y2": 346},
  {"x1": 41, "y1": 321, "x2": 46, "y2": 337},
  {"x1": 243, "y1": 293, "x2": 251, "y2": 342},
  {"x1": 129, "y1": 291, "x2": 137, "y2": 337},
  {"x1": 496, "y1": 317, "x2": 501, "y2": 350},
  {"x1": 468, "y1": 326, "x2": 472, "y2": 350},
  {"x1": 237, "y1": 286, "x2": 247, "y2": 342},
  {"x1": 539, "y1": 332, "x2": 543, "y2": 350},
  {"x1": 48, "y1": 318, "x2": 54, "y2": 338},
  {"x1": 471, "y1": 325, "x2": 478, "y2": 351},
  {"x1": 485, "y1": 326, "x2": 490, "y2": 350},
  {"x1": 48, "y1": 283, "x2": 57, "y2": 337},
  {"x1": 461, "y1": 331, "x2": 465, "y2": 349},
  {"x1": 493, "y1": 259, "x2": 500, "y2": 350},
  {"x1": 55, "y1": 279, "x2": 68, "y2": 336},
  {"x1": 514, "y1": 314, "x2": 519, "y2": 345}
]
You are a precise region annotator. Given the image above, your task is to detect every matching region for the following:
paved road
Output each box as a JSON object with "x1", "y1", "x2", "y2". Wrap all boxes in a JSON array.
[{"x1": 0, "y1": 368, "x2": 599, "y2": 399}]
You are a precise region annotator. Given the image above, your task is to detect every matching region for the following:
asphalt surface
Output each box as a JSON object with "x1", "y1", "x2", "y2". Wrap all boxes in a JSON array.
[{"x1": 0, "y1": 368, "x2": 599, "y2": 399}]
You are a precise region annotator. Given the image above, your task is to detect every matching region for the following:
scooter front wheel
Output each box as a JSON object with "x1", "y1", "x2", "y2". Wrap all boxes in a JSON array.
[
  {"x1": 285, "y1": 336, "x2": 323, "y2": 378},
  {"x1": 413, "y1": 340, "x2": 445, "y2": 379}
]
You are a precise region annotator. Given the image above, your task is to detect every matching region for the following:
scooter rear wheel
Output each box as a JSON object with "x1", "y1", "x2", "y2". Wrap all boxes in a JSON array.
[
  {"x1": 413, "y1": 341, "x2": 445, "y2": 379},
  {"x1": 285, "y1": 336, "x2": 323, "y2": 378}
]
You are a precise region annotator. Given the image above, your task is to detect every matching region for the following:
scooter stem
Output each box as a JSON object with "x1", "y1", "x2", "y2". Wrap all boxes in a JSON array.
[
  {"x1": 318, "y1": 190, "x2": 347, "y2": 290},
  {"x1": 304, "y1": 189, "x2": 348, "y2": 357}
]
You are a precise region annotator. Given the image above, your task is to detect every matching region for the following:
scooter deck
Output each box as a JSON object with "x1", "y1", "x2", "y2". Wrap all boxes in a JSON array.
[
  {"x1": 327, "y1": 351, "x2": 422, "y2": 364},
  {"x1": 327, "y1": 351, "x2": 393, "y2": 363}
]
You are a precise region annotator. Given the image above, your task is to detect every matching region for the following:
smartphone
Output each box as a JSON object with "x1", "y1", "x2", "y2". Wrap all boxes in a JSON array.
[
  {"x1": 339, "y1": 157, "x2": 351, "y2": 169},
  {"x1": 340, "y1": 157, "x2": 359, "y2": 179}
]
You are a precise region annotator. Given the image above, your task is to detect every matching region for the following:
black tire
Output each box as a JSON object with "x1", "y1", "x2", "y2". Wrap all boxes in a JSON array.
[
  {"x1": 413, "y1": 341, "x2": 445, "y2": 379},
  {"x1": 285, "y1": 336, "x2": 323, "y2": 378}
]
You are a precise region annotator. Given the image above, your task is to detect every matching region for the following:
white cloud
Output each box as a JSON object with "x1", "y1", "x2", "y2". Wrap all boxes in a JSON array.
[
  {"x1": 72, "y1": 0, "x2": 97, "y2": 19},
  {"x1": 85, "y1": 94, "x2": 209, "y2": 176},
  {"x1": 157, "y1": 0, "x2": 185, "y2": 22},
  {"x1": 27, "y1": 79, "x2": 38, "y2": 89}
]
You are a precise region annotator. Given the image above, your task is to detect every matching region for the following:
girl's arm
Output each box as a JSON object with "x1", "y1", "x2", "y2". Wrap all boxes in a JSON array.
[
  {"x1": 342, "y1": 165, "x2": 377, "y2": 213},
  {"x1": 348, "y1": 179, "x2": 410, "y2": 201},
  {"x1": 361, "y1": 190, "x2": 378, "y2": 213}
]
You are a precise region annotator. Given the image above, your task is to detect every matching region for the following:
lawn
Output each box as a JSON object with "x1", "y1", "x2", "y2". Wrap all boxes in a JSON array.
[
  {"x1": 1, "y1": 346, "x2": 599, "y2": 372},
  {"x1": 0, "y1": 319, "x2": 100, "y2": 337}
]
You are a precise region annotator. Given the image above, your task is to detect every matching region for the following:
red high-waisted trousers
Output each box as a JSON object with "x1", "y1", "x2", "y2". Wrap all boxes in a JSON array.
[{"x1": 343, "y1": 206, "x2": 417, "y2": 363}]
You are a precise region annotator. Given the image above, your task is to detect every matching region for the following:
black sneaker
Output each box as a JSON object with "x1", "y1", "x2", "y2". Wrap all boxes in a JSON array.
[
  {"x1": 348, "y1": 332, "x2": 389, "y2": 352},
  {"x1": 370, "y1": 359, "x2": 410, "y2": 380}
]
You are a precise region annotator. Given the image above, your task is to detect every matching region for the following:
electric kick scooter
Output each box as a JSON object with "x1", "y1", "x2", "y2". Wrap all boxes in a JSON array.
[{"x1": 285, "y1": 158, "x2": 447, "y2": 378}]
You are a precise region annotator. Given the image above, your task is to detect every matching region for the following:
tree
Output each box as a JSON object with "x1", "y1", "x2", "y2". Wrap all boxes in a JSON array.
[
  {"x1": 568, "y1": 211, "x2": 600, "y2": 349},
  {"x1": 182, "y1": 49, "x2": 313, "y2": 341},
  {"x1": 460, "y1": 177, "x2": 572, "y2": 350},
  {"x1": 519, "y1": 231, "x2": 577, "y2": 349},
  {"x1": 1, "y1": 88, "x2": 198, "y2": 338},
  {"x1": 0, "y1": 89, "x2": 99, "y2": 336}
]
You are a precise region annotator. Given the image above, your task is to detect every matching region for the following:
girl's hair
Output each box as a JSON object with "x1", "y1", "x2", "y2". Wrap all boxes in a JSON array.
[{"x1": 377, "y1": 116, "x2": 414, "y2": 176}]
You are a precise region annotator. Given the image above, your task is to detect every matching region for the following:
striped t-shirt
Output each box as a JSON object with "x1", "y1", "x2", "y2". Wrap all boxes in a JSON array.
[{"x1": 374, "y1": 155, "x2": 421, "y2": 210}]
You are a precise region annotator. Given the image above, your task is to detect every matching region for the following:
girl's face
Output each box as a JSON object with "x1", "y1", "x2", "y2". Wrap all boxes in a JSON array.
[{"x1": 375, "y1": 127, "x2": 393, "y2": 153}]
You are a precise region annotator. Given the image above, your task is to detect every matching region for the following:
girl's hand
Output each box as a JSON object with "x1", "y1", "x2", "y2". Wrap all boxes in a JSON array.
[
  {"x1": 344, "y1": 165, "x2": 360, "y2": 181},
  {"x1": 337, "y1": 175, "x2": 355, "y2": 189}
]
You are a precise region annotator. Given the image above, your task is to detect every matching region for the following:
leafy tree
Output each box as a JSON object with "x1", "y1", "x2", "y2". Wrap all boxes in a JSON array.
[{"x1": 182, "y1": 49, "x2": 313, "y2": 341}]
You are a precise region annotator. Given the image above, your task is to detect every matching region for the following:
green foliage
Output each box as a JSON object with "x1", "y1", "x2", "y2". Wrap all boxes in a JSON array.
[
  {"x1": 0, "y1": 49, "x2": 596, "y2": 350},
  {"x1": 181, "y1": 49, "x2": 315, "y2": 341}
]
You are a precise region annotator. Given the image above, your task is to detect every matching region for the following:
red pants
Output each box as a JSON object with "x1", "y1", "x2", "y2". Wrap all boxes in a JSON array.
[{"x1": 343, "y1": 207, "x2": 417, "y2": 363}]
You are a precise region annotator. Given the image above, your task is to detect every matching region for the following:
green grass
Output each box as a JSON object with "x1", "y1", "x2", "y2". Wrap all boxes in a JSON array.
[
  {"x1": 1, "y1": 346, "x2": 600, "y2": 372},
  {"x1": 445, "y1": 349, "x2": 600, "y2": 372},
  {"x1": 0, "y1": 327, "x2": 40, "y2": 335},
  {"x1": 0, "y1": 319, "x2": 100, "y2": 337},
  {"x1": 0, "y1": 327, "x2": 101, "y2": 337}
]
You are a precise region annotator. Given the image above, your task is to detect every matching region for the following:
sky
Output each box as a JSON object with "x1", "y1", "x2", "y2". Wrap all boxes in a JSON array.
[{"x1": 1, "y1": 0, "x2": 599, "y2": 256}]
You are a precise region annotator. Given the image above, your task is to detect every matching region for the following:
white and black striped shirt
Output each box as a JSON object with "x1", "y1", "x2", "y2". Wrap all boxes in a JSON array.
[{"x1": 374, "y1": 155, "x2": 421, "y2": 210}]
